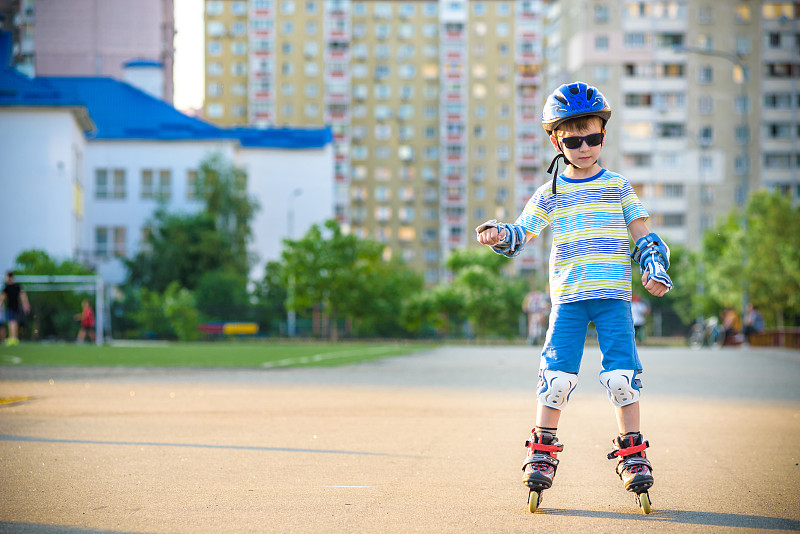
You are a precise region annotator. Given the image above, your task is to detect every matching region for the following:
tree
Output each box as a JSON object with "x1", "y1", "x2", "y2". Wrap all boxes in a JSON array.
[
  {"x1": 279, "y1": 219, "x2": 421, "y2": 340},
  {"x1": 446, "y1": 248, "x2": 528, "y2": 338},
  {"x1": 125, "y1": 153, "x2": 259, "y2": 292},
  {"x1": 694, "y1": 190, "x2": 800, "y2": 328},
  {"x1": 194, "y1": 268, "x2": 251, "y2": 322},
  {"x1": 253, "y1": 260, "x2": 288, "y2": 336},
  {"x1": 350, "y1": 256, "x2": 424, "y2": 337},
  {"x1": 125, "y1": 210, "x2": 236, "y2": 292},
  {"x1": 742, "y1": 191, "x2": 800, "y2": 326},
  {"x1": 196, "y1": 153, "x2": 260, "y2": 275}
]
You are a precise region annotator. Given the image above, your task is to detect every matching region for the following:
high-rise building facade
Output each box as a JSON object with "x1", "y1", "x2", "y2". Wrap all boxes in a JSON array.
[
  {"x1": 0, "y1": 0, "x2": 175, "y2": 102},
  {"x1": 205, "y1": 0, "x2": 800, "y2": 281},
  {"x1": 205, "y1": 0, "x2": 547, "y2": 283},
  {"x1": 543, "y1": 0, "x2": 799, "y2": 251}
]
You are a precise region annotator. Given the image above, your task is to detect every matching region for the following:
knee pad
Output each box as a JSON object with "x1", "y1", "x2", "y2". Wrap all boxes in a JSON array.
[
  {"x1": 537, "y1": 370, "x2": 578, "y2": 410},
  {"x1": 599, "y1": 369, "x2": 641, "y2": 408}
]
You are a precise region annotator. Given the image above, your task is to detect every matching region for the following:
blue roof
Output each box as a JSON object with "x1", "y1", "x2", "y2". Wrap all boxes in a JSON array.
[
  {"x1": 0, "y1": 66, "x2": 332, "y2": 149},
  {"x1": 123, "y1": 59, "x2": 163, "y2": 68},
  {"x1": 0, "y1": 67, "x2": 95, "y2": 132}
]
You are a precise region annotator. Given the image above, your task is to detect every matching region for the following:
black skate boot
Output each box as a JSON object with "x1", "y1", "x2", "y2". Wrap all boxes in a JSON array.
[
  {"x1": 522, "y1": 429, "x2": 563, "y2": 512},
  {"x1": 607, "y1": 432, "x2": 654, "y2": 514}
]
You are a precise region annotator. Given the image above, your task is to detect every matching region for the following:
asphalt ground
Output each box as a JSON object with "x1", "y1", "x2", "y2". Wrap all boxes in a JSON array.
[{"x1": 0, "y1": 345, "x2": 799, "y2": 533}]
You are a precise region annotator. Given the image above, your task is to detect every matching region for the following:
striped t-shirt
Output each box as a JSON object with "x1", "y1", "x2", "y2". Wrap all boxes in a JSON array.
[{"x1": 515, "y1": 169, "x2": 648, "y2": 304}]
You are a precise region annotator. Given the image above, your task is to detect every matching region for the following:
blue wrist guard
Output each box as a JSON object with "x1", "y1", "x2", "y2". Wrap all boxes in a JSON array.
[
  {"x1": 475, "y1": 219, "x2": 527, "y2": 258},
  {"x1": 632, "y1": 232, "x2": 673, "y2": 291}
]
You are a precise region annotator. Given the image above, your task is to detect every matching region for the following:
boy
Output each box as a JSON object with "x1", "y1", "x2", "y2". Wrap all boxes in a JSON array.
[{"x1": 475, "y1": 82, "x2": 672, "y2": 513}]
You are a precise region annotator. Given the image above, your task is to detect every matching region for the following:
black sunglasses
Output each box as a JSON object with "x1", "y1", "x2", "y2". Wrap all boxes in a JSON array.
[{"x1": 560, "y1": 132, "x2": 604, "y2": 150}]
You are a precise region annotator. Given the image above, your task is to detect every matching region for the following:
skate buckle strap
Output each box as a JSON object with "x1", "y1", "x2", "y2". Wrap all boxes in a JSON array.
[
  {"x1": 607, "y1": 441, "x2": 649, "y2": 460},
  {"x1": 526, "y1": 440, "x2": 564, "y2": 454}
]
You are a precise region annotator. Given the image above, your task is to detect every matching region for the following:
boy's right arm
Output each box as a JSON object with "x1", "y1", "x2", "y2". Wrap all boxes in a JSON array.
[{"x1": 475, "y1": 219, "x2": 531, "y2": 257}]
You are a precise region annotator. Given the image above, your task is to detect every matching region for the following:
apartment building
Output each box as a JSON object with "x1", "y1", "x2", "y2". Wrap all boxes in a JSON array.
[
  {"x1": 544, "y1": 0, "x2": 799, "y2": 250},
  {"x1": 206, "y1": 0, "x2": 800, "y2": 279},
  {"x1": 204, "y1": 0, "x2": 547, "y2": 283},
  {"x1": 0, "y1": 0, "x2": 175, "y2": 102}
]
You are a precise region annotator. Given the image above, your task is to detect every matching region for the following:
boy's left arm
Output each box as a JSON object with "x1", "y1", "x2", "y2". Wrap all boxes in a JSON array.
[{"x1": 628, "y1": 218, "x2": 672, "y2": 297}]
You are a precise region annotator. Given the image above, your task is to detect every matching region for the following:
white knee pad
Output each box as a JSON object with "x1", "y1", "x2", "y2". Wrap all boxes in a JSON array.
[
  {"x1": 537, "y1": 370, "x2": 578, "y2": 410},
  {"x1": 599, "y1": 369, "x2": 641, "y2": 408}
]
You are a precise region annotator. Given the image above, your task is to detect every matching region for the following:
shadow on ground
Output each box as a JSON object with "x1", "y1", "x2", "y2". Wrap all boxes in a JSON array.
[{"x1": 537, "y1": 508, "x2": 800, "y2": 530}]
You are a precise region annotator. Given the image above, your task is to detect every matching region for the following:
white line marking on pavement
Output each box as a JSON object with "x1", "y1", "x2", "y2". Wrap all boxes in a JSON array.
[{"x1": 261, "y1": 345, "x2": 401, "y2": 368}]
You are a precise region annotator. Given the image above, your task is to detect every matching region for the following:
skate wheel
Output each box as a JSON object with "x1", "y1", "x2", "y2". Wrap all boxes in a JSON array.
[
  {"x1": 528, "y1": 490, "x2": 542, "y2": 513},
  {"x1": 637, "y1": 492, "x2": 651, "y2": 515}
]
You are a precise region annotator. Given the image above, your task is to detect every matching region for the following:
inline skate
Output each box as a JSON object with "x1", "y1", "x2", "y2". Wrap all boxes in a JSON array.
[
  {"x1": 522, "y1": 429, "x2": 563, "y2": 513},
  {"x1": 607, "y1": 432, "x2": 654, "y2": 514}
]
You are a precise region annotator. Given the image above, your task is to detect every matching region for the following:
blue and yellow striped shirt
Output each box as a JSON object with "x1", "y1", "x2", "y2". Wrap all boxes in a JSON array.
[{"x1": 515, "y1": 169, "x2": 648, "y2": 304}]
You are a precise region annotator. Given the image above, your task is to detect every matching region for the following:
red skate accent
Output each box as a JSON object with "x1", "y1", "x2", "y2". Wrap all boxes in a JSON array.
[
  {"x1": 526, "y1": 441, "x2": 562, "y2": 454},
  {"x1": 608, "y1": 442, "x2": 648, "y2": 458}
]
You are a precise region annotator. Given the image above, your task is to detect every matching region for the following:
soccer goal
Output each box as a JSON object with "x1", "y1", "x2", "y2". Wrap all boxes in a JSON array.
[{"x1": 13, "y1": 275, "x2": 105, "y2": 345}]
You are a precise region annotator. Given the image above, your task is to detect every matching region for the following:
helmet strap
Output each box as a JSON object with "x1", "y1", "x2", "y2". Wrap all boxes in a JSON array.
[{"x1": 547, "y1": 140, "x2": 574, "y2": 195}]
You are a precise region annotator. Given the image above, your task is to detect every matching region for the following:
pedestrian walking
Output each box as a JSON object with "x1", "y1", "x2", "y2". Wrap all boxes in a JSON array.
[{"x1": 0, "y1": 271, "x2": 30, "y2": 346}]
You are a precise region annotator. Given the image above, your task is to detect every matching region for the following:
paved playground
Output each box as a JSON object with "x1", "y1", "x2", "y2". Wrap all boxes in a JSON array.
[{"x1": 1, "y1": 345, "x2": 799, "y2": 533}]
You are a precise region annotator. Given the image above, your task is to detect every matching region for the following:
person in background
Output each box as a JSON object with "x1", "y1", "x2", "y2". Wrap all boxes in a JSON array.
[
  {"x1": 743, "y1": 303, "x2": 764, "y2": 345},
  {"x1": 721, "y1": 307, "x2": 742, "y2": 346},
  {"x1": 75, "y1": 299, "x2": 96, "y2": 344},
  {"x1": 0, "y1": 271, "x2": 31, "y2": 346},
  {"x1": 630, "y1": 294, "x2": 650, "y2": 344},
  {"x1": 523, "y1": 287, "x2": 550, "y2": 345}
]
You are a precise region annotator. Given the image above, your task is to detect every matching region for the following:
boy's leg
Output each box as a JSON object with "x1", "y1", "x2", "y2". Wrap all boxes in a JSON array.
[
  {"x1": 523, "y1": 302, "x2": 588, "y2": 492},
  {"x1": 536, "y1": 404, "x2": 561, "y2": 429},
  {"x1": 616, "y1": 401, "x2": 640, "y2": 434},
  {"x1": 591, "y1": 299, "x2": 654, "y2": 499}
]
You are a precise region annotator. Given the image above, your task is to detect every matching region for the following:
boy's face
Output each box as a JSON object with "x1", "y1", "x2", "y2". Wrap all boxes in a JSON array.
[{"x1": 550, "y1": 118, "x2": 604, "y2": 169}]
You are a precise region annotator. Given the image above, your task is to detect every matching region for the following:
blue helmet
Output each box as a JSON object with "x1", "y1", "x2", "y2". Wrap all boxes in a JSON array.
[{"x1": 542, "y1": 82, "x2": 611, "y2": 134}]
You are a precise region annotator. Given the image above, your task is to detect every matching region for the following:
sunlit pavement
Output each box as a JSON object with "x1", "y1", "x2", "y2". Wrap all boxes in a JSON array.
[{"x1": 1, "y1": 345, "x2": 798, "y2": 533}]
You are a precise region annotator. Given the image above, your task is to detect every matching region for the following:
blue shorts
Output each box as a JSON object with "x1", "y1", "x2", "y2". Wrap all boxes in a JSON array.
[{"x1": 540, "y1": 298, "x2": 642, "y2": 375}]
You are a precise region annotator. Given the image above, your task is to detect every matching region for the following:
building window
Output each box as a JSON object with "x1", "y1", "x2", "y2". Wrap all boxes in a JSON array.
[
  {"x1": 594, "y1": 4, "x2": 609, "y2": 23},
  {"x1": 207, "y1": 103, "x2": 223, "y2": 118},
  {"x1": 207, "y1": 21, "x2": 225, "y2": 37},
  {"x1": 663, "y1": 184, "x2": 684, "y2": 198},
  {"x1": 698, "y1": 96, "x2": 714, "y2": 114},
  {"x1": 95, "y1": 227, "x2": 108, "y2": 257},
  {"x1": 206, "y1": 1, "x2": 224, "y2": 15},
  {"x1": 95, "y1": 226, "x2": 126, "y2": 258},
  {"x1": 624, "y1": 32, "x2": 647, "y2": 49},
  {"x1": 698, "y1": 65, "x2": 713, "y2": 83},
  {"x1": 186, "y1": 170, "x2": 198, "y2": 200},
  {"x1": 698, "y1": 6, "x2": 713, "y2": 23},
  {"x1": 95, "y1": 169, "x2": 126, "y2": 199},
  {"x1": 734, "y1": 4, "x2": 750, "y2": 23},
  {"x1": 595, "y1": 35, "x2": 609, "y2": 50},
  {"x1": 764, "y1": 153, "x2": 791, "y2": 169},
  {"x1": 207, "y1": 62, "x2": 223, "y2": 76},
  {"x1": 231, "y1": 1, "x2": 247, "y2": 15},
  {"x1": 141, "y1": 170, "x2": 154, "y2": 199},
  {"x1": 158, "y1": 170, "x2": 171, "y2": 199},
  {"x1": 207, "y1": 41, "x2": 222, "y2": 56},
  {"x1": 768, "y1": 123, "x2": 793, "y2": 139}
]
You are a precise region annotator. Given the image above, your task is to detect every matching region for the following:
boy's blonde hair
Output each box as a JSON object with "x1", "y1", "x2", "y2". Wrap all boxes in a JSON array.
[{"x1": 552, "y1": 115, "x2": 605, "y2": 138}]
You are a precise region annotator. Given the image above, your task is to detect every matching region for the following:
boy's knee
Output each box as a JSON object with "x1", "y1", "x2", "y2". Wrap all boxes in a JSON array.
[
  {"x1": 599, "y1": 369, "x2": 641, "y2": 407},
  {"x1": 537, "y1": 369, "x2": 578, "y2": 410}
]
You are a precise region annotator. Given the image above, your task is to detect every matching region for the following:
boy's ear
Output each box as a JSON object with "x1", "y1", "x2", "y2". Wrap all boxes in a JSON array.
[{"x1": 549, "y1": 134, "x2": 561, "y2": 152}]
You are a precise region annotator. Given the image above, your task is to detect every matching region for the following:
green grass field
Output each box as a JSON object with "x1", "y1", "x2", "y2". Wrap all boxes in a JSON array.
[{"x1": 0, "y1": 341, "x2": 437, "y2": 369}]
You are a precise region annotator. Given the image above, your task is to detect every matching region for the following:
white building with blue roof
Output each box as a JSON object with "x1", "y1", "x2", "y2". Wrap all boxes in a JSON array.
[{"x1": 0, "y1": 38, "x2": 334, "y2": 285}]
